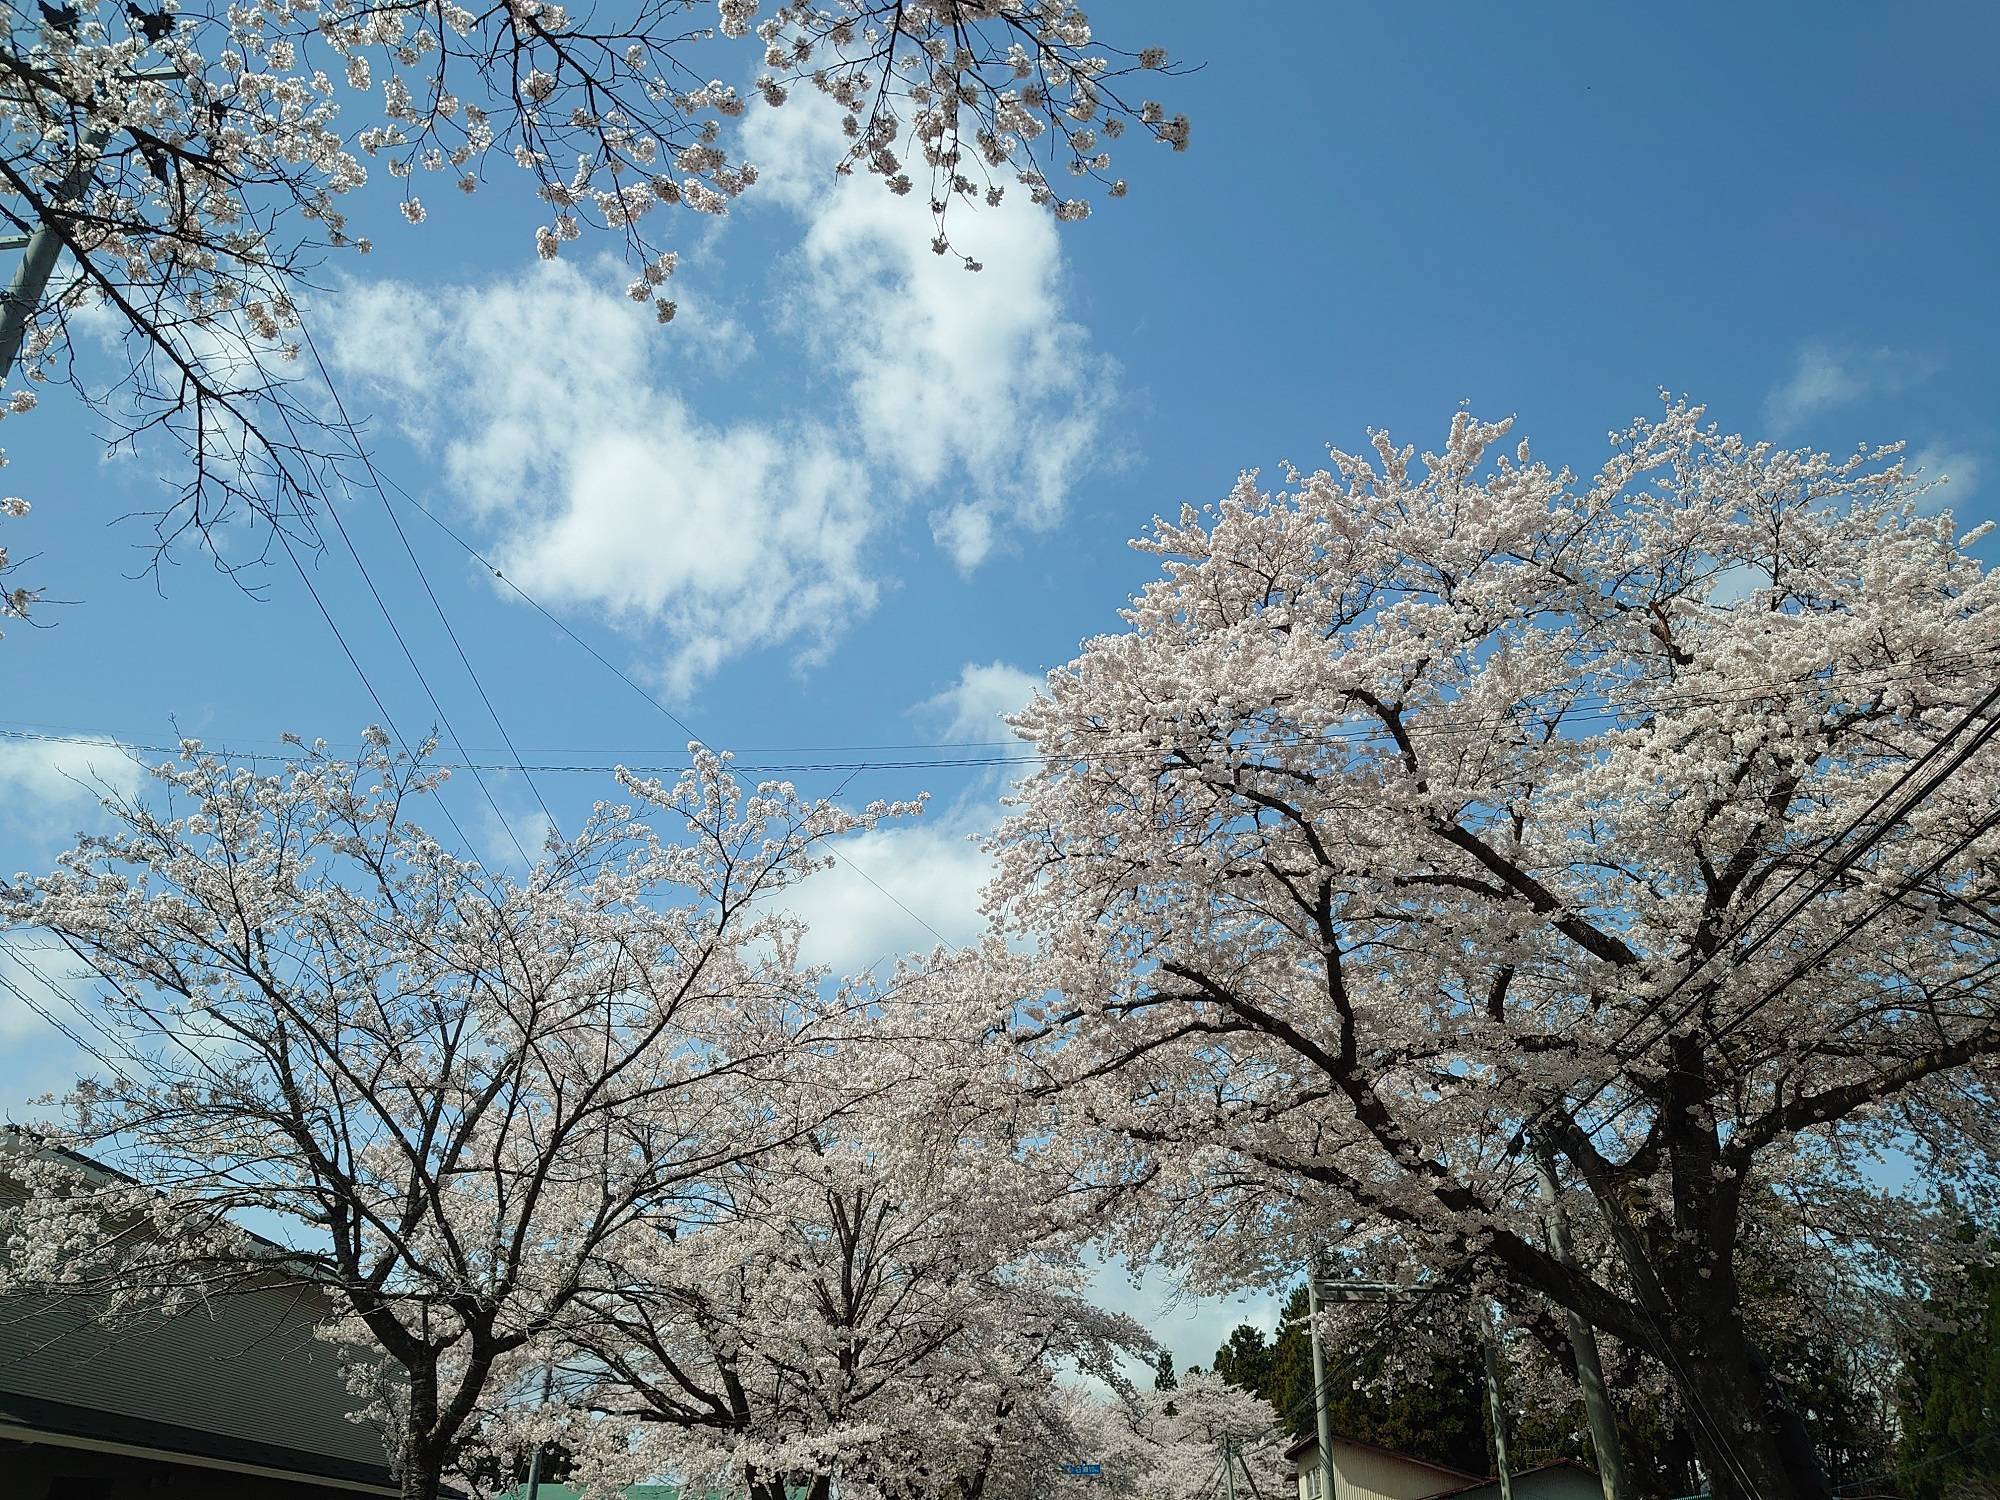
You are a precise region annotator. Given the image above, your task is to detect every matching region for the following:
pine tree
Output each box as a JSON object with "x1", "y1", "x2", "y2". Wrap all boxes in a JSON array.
[
  {"x1": 1209, "y1": 1286, "x2": 1486, "y2": 1473},
  {"x1": 1896, "y1": 1227, "x2": 2000, "y2": 1500}
]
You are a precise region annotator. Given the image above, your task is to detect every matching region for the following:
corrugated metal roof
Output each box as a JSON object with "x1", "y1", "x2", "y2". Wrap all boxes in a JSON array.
[{"x1": 0, "y1": 1149, "x2": 397, "y2": 1489}]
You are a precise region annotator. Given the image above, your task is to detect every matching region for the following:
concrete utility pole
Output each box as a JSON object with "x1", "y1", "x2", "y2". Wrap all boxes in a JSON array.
[
  {"x1": 1304, "y1": 1259, "x2": 1339, "y2": 1500},
  {"x1": 1475, "y1": 1303, "x2": 1514, "y2": 1500},
  {"x1": 1533, "y1": 1147, "x2": 1634, "y2": 1500},
  {"x1": 1313, "y1": 1278, "x2": 1522, "y2": 1500},
  {"x1": 0, "y1": 117, "x2": 109, "y2": 381},
  {"x1": 522, "y1": 1363, "x2": 556, "y2": 1500},
  {"x1": 1232, "y1": 1440, "x2": 1266, "y2": 1500},
  {"x1": 0, "y1": 61, "x2": 178, "y2": 381},
  {"x1": 1221, "y1": 1436, "x2": 1237, "y2": 1500}
]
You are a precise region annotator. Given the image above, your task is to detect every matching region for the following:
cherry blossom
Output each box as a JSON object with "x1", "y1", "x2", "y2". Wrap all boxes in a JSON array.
[
  {"x1": 0, "y1": 731, "x2": 915, "y2": 1500},
  {"x1": 984, "y1": 398, "x2": 2000, "y2": 1500},
  {"x1": 0, "y1": 0, "x2": 1186, "y2": 574},
  {"x1": 537, "y1": 1000, "x2": 1156, "y2": 1500}
]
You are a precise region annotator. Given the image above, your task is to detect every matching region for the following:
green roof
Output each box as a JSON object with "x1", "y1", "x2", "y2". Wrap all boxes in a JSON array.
[{"x1": 0, "y1": 1171, "x2": 397, "y2": 1494}]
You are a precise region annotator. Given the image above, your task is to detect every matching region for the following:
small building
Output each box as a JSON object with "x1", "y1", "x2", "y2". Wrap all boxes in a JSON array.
[
  {"x1": 1284, "y1": 1432, "x2": 1482, "y2": 1500},
  {"x1": 1421, "y1": 1459, "x2": 1606, "y2": 1500},
  {"x1": 2, "y1": 1132, "x2": 400, "y2": 1498},
  {"x1": 1285, "y1": 1433, "x2": 1601, "y2": 1500}
]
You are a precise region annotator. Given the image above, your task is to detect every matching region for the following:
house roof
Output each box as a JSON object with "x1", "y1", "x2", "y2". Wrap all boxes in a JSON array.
[
  {"x1": 1419, "y1": 1458, "x2": 1603, "y2": 1499},
  {"x1": 1280, "y1": 1428, "x2": 1484, "y2": 1482},
  {"x1": 0, "y1": 1132, "x2": 400, "y2": 1495}
]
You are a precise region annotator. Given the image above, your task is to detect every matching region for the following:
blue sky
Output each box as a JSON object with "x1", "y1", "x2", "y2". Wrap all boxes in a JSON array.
[{"x1": 3, "y1": 1, "x2": 1996, "y2": 1368}]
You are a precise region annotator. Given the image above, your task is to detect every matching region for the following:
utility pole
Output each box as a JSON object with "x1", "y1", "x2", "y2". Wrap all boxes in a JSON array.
[
  {"x1": 1533, "y1": 1146, "x2": 1633, "y2": 1500},
  {"x1": 522, "y1": 1363, "x2": 556, "y2": 1500},
  {"x1": 1312, "y1": 1277, "x2": 1520, "y2": 1500},
  {"x1": 0, "y1": 59, "x2": 178, "y2": 381},
  {"x1": 1475, "y1": 1303, "x2": 1514, "y2": 1500},
  {"x1": 0, "y1": 117, "x2": 109, "y2": 381},
  {"x1": 1304, "y1": 1258, "x2": 1339, "y2": 1500},
  {"x1": 1232, "y1": 1440, "x2": 1266, "y2": 1500},
  {"x1": 1221, "y1": 1436, "x2": 1237, "y2": 1500}
]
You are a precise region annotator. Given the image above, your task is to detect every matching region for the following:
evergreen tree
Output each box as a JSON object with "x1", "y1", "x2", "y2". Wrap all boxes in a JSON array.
[
  {"x1": 1210, "y1": 1285, "x2": 1487, "y2": 1474},
  {"x1": 1896, "y1": 1228, "x2": 2000, "y2": 1500},
  {"x1": 1212, "y1": 1325, "x2": 1276, "y2": 1408}
]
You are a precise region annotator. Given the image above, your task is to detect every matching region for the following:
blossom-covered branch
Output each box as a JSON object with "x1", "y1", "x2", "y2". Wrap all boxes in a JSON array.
[{"x1": 986, "y1": 398, "x2": 2000, "y2": 1500}]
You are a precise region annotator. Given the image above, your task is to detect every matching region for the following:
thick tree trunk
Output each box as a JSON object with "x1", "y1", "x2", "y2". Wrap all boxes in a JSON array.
[
  {"x1": 1562, "y1": 1041, "x2": 1835, "y2": 1500},
  {"x1": 1665, "y1": 1297, "x2": 1831, "y2": 1500},
  {"x1": 398, "y1": 1360, "x2": 447, "y2": 1500},
  {"x1": 400, "y1": 1457, "x2": 447, "y2": 1500}
]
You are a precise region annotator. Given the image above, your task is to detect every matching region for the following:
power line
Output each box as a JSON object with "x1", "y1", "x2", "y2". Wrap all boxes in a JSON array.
[
  {"x1": 1473, "y1": 687, "x2": 2000, "y2": 1493},
  {"x1": 12, "y1": 645, "x2": 1995, "y2": 970},
  {"x1": 299, "y1": 320, "x2": 558, "y2": 843},
  {"x1": 1513, "y1": 678, "x2": 2000, "y2": 1155},
  {"x1": 1189, "y1": 699, "x2": 2000, "y2": 1489},
  {"x1": 275, "y1": 465, "x2": 956, "y2": 950},
  {"x1": 1708, "y1": 794, "x2": 2000, "y2": 1056},
  {"x1": 291, "y1": 427, "x2": 536, "y2": 866},
  {"x1": 372, "y1": 464, "x2": 705, "y2": 749},
  {"x1": 8, "y1": 650, "x2": 1997, "y2": 781}
]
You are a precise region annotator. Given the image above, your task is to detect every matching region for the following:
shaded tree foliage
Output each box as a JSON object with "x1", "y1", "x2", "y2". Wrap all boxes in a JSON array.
[
  {"x1": 1210, "y1": 1286, "x2": 1487, "y2": 1476},
  {"x1": 1896, "y1": 1227, "x2": 2000, "y2": 1500}
]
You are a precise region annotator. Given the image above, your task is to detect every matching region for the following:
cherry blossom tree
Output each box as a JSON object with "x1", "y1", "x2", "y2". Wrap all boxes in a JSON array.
[
  {"x1": 1081, "y1": 1369, "x2": 1289, "y2": 1500},
  {"x1": 550, "y1": 1009, "x2": 1154, "y2": 1500},
  {"x1": 983, "y1": 399, "x2": 2000, "y2": 1500},
  {"x1": 0, "y1": 732, "x2": 908, "y2": 1500},
  {"x1": 0, "y1": 0, "x2": 1187, "y2": 580}
]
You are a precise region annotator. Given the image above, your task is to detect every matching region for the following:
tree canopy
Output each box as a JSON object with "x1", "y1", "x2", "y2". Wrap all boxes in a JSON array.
[{"x1": 985, "y1": 400, "x2": 2000, "y2": 1500}]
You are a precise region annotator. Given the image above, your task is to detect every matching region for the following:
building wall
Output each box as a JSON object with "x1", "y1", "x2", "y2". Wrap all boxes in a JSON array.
[
  {"x1": 1334, "y1": 1441, "x2": 1472, "y2": 1500},
  {"x1": 1440, "y1": 1468, "x2": 1603, "y2": 1500},
  {"x1": 0, "y1": 1146, "x2": 401, "y2": 1497},
  {"x1": 1291, "y1": 1439, "x2": 1480, "y2": 1500},
  {"x1": 0, "y1": 1169, "x2": 394, "y2": 1489},
  {"x1": 3, "y1": 1437, "x2": 383, "y2": 1500}
]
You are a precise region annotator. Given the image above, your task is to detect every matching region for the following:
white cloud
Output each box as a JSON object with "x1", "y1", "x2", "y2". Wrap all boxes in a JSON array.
[
  {"x1": 746, "y1": 98, "x2": 1112, "y2": 572},
  {"x1": 329, "y1": 94, "x2": 1114, "y2": 686},
  {"x1": 930, "y1": 502, "x2": 997, "y2": 574},
  {"x1": 0, "y1": 742, "x2": 143, "y2": 1111},
  {"x1": 0, "y1": 939, "x2": 103, "y2": 1123},
  {"x1": 476, "y1": 799, "x2": 557, "y2": 872},
  {"x1": 0, "y1": 943, "x2": 65, "y2": 1044},
  {"x1": 331, "y1": 265, "x2": 877, "y2": 695},
  {"x1": 1912, "y1": 443, "x2": 1983, "y2": 510},
  {"x1": 1764, "y1": 342, "x2": 1938, "y2": 431},
  {"x1": 0, "y1": 739, "x2": 143, "y2": 843},
  {"x1": 780, "y1": 809, "x2": 994, "y2": 979},
  {"x1": 924, "y1": 660, "x2": 1042, "y2": 743},
  {"x1": 777, "y1": 661, "x2": 1054, "y2": 976}
]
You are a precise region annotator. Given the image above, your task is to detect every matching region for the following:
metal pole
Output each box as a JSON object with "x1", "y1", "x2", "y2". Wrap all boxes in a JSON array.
[
  {"x1": 0, "y1": 61, "x2": 175, "y2": 381},
  {"x1": 523, "y1": 1362, "x2": 555, "y2": 1500},
  {"x1": 1477, "y1": 1302, "x2": 1514, "y2": 1500},
  {"x1": 1305, "y1": 1260, "x2": 1339, "y2": 1500},
  {"x1": 1221, "y1": 1437, "x2": 1237, "y2": 1500},
  {"x1": 1533, "y1": 1147, "x2": 1634, "y2": 1500},
  {"x1": 0, "y1": 116, "x2": 109, "y2": 381}
]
